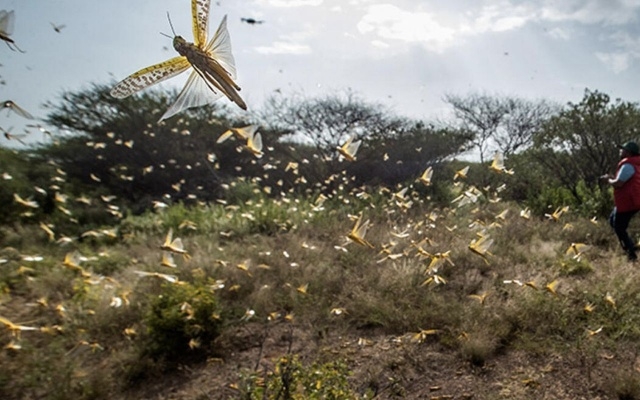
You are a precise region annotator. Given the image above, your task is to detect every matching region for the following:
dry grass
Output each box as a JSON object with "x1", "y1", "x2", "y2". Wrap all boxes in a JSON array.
[{"x1": 2, "y1": 191, "x2": 640, "y2": 398}]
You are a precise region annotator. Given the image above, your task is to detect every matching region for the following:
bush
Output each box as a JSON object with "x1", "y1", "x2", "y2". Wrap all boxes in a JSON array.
[
  {"x1": 527, "y1": 180, "x2": 613, "y2": 219},
  {"x1": 610, "y1": 369, "x2": 640, "y2": 400},
  {"x1": 142, "y1": 281, "x2": 222, "y2": 363},
  {"x1": 240, "y1": 355, "x2": 359, "y2": 399}
]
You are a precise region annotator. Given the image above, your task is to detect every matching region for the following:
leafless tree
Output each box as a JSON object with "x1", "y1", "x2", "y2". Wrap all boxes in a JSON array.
[
  {"x1": 444, "y1": 92, "x2": 558, "y2": 162},
  {"x1": 260, "y1": 89, "x2": 406, "y2": 160}
]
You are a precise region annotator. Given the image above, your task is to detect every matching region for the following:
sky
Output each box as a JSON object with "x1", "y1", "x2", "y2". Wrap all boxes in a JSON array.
[{"x1": 1, "y1": 0, "x2": 640, "y2": 148}]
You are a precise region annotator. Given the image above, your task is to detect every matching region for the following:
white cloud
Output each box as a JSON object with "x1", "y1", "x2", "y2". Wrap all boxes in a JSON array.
[
  {"x1": 492, "y1": 15, "x2": 529, "y2": 32},
  {"x1": 465, "y1": 3, "x2": 534, "y2": 34},
  {"x1": 254, "y1": 0, "x2": 323, "y2": 7},
  {"x1": 540, "y1": 0, "x2": 640, "y2": 25},
  {"x1": 547, "y1": 27, "x2": 572, "y2": 40},
  {"x1": 356, "y1": 2, "x2": 537, "y2": 53},
  {"x1": 357, "y1": 4, "x2": 457, "y2": 53},
  {"x1": 370, "y1": 40, "x2": 390, "y2": 49},
  {"x1": 595, "y1": 30, "x2": 640, "y2": 72},
  {"x1": 254, "y1": 41, "x2": 311, "y2": 54},
  {"x1": 596, "y1": 51, "x2": 631, "y2": 73}
]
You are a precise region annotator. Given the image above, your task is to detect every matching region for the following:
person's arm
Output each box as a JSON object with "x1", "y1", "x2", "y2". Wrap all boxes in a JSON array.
[{"x1": 606, "y1": 164, "x2": 635, "y2": 188}]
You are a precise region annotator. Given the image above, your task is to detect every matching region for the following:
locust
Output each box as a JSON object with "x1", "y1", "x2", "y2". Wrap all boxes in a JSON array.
[
  {"x1": 0, "y1": 10, "x2": 25, "y2": 52},
  {"x1": 110, "y1": 0, "x2": 246, "y2": 121}
]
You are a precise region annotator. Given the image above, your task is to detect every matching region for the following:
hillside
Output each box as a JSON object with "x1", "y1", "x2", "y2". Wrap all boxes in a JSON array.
[{"x1": 2, "y1": 187, "x2": 640, "y2": 399}]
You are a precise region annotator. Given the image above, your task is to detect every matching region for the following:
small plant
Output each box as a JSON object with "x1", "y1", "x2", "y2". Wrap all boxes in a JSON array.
[
  {"x1": 459, "y1": 332, "x2": 497, "y2": 366},
  {"x1": 610, "y1": 369, "x2": 640, "y2": 400},
  {"x1": 559, "y1": 257, "x2": 593, "y2": 277},
  {"x1": 142, "y1": 281, "x2": 222, "y2": 363},
  {"x1": 239, "y1": 354, "x2": 359, "y2": 399}
]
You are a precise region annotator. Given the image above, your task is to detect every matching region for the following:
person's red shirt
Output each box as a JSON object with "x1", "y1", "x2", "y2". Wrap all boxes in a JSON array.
[{"x1": 614, "y1": 155, "x2": 640, "y2": 212}]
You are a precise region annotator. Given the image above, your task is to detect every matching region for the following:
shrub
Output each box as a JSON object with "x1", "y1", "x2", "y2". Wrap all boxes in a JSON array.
[
  {"x1": 609, "y1": 369, "x2": 640, "y2": 400},
  {"x1": 240, "y1": 354, "x2": 359, "y2": 399},
  {"x1": 459, "y1": 332, "x2": 497, "y2": 366},
  {"x1": 142, "y1": 281, "x2": 222, "y2": 363}
]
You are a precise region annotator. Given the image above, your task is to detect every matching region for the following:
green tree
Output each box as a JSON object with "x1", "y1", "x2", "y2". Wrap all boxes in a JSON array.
[
  {"x1": 531, "y1": 89, "x2": 640, "y2": 191},
  {"x1": 37, "y1": 83, "x2": 265, "y2": 208},
  {"x1": 351, "y1": 121, "x2": 472, "y2": 187},
  {"x1": 261, "y1": 90, "x2": 471, "y2": 191}
]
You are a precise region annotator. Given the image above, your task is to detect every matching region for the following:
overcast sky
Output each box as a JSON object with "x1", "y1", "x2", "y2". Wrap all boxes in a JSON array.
[{"x1": 1, "y1": 0, "x2": 640, "y2": 148}]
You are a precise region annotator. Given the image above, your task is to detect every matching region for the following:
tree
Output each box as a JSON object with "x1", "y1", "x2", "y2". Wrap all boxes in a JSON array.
[
  {"x1": 351, "y1": 121, "x2": 472, "y2": 187},
  {"x1": 444, "y1": 92, "x2": 558, "y2": 161},
  {"x1": 260, "y1": 90, "x2": 471, "y2": 190},
  {"x1": 260, "y1": 90, "x2": 406, "y2": 157},
  {"x1": 37, "y1": 83, "x2": 263, "y2": 208},
  {"x1": 496, "y1": 98, "x2": 558, "y2": 156},
  {"x1": 531, "y1": 89, "x2": 640, "y2": 191}
]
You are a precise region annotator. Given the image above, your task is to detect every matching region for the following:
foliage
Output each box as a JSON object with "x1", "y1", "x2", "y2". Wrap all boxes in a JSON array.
[
  {"x1": 240, "y1": 355, "x2": 359, "y2": 400},
  {"x1": 5, "y1": 86, "x2": 640, "y2": 398},
  {"x1": 0, "y1": 147, "x2": 61, "y2": 225},
  {"x1": 260, "y1": 89, "x2": 404, "y2": 155},
  {"x1": 142, "y1": 281, "x2": 222, "y2": 363},
  {"x1": 30, "y1": 84, "x2": 473, "y2": 217},
  {"x1": 527, "y1": 179, "x2": 612, "y2": 218},
  {"x1": 260, "y1": 90, "x2": 471, "y2": 191},
  {"x1": 350, "y1": 121, "x2": 472, "y2": 188},
  {"x1": 531, "y1": 89, "x2": 640, "y2": 190},
  {"x1": 38, "y1": 83, "x2": 258, "y2": 207},
  {"x1": 610, "y1": 369, "x2": 640, "y2": 400}
]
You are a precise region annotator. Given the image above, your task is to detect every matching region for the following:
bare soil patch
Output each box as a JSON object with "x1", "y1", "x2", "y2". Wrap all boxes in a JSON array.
[{"x1": 122, "y1": 322, "x2": 633, "y2": 399}]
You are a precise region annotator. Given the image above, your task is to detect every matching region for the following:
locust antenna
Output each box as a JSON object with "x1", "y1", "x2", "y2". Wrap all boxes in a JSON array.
[{"x1": 166, "y1": 12, "x2": 177, "y2": 36}]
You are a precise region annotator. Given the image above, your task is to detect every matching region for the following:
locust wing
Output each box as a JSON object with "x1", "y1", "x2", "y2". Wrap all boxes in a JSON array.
[{"x1": 110, "y1": 57, "x2": 191, "y2": 99}]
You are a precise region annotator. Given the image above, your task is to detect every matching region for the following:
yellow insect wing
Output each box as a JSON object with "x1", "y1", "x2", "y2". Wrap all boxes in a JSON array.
[
  {"x1": 170, "y1": 237, "x2": 185, "y2": 253},
  {"x1": 192, "y1": 0, "x2": 210, "y2": 48},
  {"x1": 110, "y1": 57, "x2": 191, "y2": 99},
  {"x1": 605, "y1": 292, "x2": 616, "y2": 309},
  {"x1": 63, "y1": 251, "x2": 82, "y2": 270},
  {"x1": 454, "y1": 166, "x2": 469, "y2": 180},
  {"x1": 14, "y1": 193, "x2": 38, "y2": 208},
  {"x1": 216, "y1": 129, "x2": 234, "y2": 143},
  {"x1": 469, "y1": 292, "x2": 488, "y2": 305},
  {"x1": 296, "y1": 283, "x2": 309, "y2": 295},
  {"x1": 545, "y1": 280, "x2": 559, "y2": 296},
  {"x1": 203, "y1": 14, "x2": 239, "y2": 86},
  {"x1": 161, "y1": 251, "x2": 177, "y2": 268},
  {"x1": 112, "y1": 0, "x2": 245, "y2": 118},
  {"x1": 469, "y1": 235, "x2": 493, "y2": 258},
  {"x1": 587, "y1": 326, "x2": 603, "y2": 337},
  {"x1": 348, "y1": 214, "x2": 374, "y2": 248},
  {"x1": 246, "y1": 131, "x2": 263, "y2": 157},
  {"x1": 162, "y1": 229, "x2": 174, "y2": 249},
  {"x1": 419, "y1": 166, "x2": 433, "y2": 186},
  {"x1": 39, "y1": 222, "x2": 55, "y2": 241},
  {"x1": 337, "y1": 135, "x2": 361, "y2": 161},
  {"x1": 490, "y1": 151, "x2": 504, "y2": 172}
]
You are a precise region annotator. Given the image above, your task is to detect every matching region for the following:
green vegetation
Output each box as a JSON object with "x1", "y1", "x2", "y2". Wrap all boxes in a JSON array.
[
  {"x1": 2, "y1": 86, "x2": 640, "y2": 398},
  {"x1": 239, "y1": 355, "x2": 360, "y2": 399}
]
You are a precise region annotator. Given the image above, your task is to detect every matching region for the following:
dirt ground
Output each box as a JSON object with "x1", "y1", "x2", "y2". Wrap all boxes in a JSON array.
[{"x1": 120, "y1": 322, "x2": 636, "y2": 400}]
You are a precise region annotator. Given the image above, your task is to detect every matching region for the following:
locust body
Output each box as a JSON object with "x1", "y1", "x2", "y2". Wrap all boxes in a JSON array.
[{"x1": 173, "y1": 36, "x2": 246, "y2": 110}]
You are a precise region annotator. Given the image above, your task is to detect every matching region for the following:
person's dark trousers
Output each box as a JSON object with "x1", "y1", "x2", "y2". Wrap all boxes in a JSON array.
[{"x1": 609, "y1": 208, "x2": 639, "y2": 260}]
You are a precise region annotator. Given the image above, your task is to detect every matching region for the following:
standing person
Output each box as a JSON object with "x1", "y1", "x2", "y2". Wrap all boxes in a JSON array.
[{"x1": 601, "y1": 141, "x2": 640, "y2": 261}]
